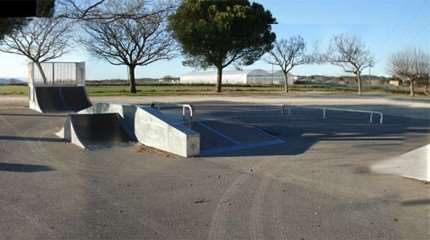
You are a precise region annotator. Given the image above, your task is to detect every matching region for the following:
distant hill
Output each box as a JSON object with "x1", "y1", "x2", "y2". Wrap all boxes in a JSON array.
[{"x1": 0, "y1": 78, "x2": 27, "y2": 85}]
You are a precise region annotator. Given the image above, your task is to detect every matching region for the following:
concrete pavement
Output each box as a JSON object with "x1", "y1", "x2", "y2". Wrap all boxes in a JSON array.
[{"x1": 0, "y1": 95, "x2": 429, "y2": 239}]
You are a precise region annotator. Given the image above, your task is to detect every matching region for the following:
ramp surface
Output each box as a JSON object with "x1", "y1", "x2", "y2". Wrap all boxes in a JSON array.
[
  {"x1": 34, "y1": 86, "x2": 91, "y2": 113},
  {"x1": 190, "y1": 120, "x2": 285, "y2": 156},
  {"x1": 60, "y1": 86, "x2": 92, "y2": 111},
  {"x1": 69, "y1": 113, "x2": 132, "y2": 149},
  {"x1": 35, "y1": 87, "x2": 66, "y2": 112}
]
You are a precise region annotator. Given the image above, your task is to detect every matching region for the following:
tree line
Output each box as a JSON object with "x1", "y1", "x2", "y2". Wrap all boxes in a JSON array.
[{"x1": 0, "y1": 0, "x2": 429, "y2": 96}]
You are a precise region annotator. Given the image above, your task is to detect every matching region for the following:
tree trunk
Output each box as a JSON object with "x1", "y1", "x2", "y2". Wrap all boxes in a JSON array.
[
  {"x1": 128, "y1": 65, "x2": 137, "y2": 94},
  {"x1": 410, "y1": 79, "x2": 415, "y2": 97},
  {"x1": 216, "y1": 66, "x2": 223, "y2": 93},
  {"x1": 424, "y1": 79, "x2": 430, "y2": 95},
  {"x1": 283, "y1": 71, "x2": 289, "y2": 93},
  {"x1": 356, "y1": 74, "x2": 362, "y2": 95},
  {"x1": 35, "y1": 61, "x2": 47, "y2": 84}
]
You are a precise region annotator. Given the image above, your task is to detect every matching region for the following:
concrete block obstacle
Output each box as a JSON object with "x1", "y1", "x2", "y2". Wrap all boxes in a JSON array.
[
  {"x1": 371, "y1": 144, "x2": 430, "y2": 182},
  {"x1": 56, "y1": 102, "x2": 289, "y2": 157},
  {"x1": 58, "y1": 103, "x2": 200, "y2": 157},
  {"x1": 57, "y1": 102, "x2": 288, "y2": 157},
  {"x1": 134, "y1": 106, "x2": 200, "y2": 157},
  {"x1": 28, "y1": 62, "x2": 92, "y2": 113}
]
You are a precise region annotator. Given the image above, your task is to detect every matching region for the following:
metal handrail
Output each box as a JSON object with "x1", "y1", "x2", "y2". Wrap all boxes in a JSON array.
[
  {"x1": 150, "y1": 102, "x2": 194, "y2": 123},
  {"x1": 281, "y1": 104, "x2": 383, "y2": 124},
  {"x1": 182, "y1": 104, "x2": 193, "y2": 121}
]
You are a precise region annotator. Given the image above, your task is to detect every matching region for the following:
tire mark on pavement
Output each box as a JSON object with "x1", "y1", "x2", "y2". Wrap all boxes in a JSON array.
[
  {"x1": 36, "y1": 129, "x2": 173, "y2": 239},
  {"x1": 249, "y1": 175, "x2": 271, "y2": 240},
  {"x1": 248, "y1": 161, "x2": 290, "y2": 240},
  {"x1": 2, "y1": 115, "x2": 172, "y2": 239},
  {"x1": 207, "y1": 173, "x2": 251, "y2": 240},
  {"x1": 272, "y1": 175, "x2": 288, "y2": 240}
]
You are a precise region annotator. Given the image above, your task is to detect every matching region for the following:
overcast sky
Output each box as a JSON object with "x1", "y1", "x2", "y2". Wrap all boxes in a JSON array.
[{"x1": 0, "y1": 0, "x2": 429, "y2": 80}]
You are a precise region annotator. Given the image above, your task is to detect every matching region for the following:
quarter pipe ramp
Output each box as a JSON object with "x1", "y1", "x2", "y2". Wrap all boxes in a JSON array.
[
  {"x1": 30, "y1": 86, "x2": 92, "y2": 113},
  {"x1": 60, "y1": 113, "x2": 134, "y2": 149}
]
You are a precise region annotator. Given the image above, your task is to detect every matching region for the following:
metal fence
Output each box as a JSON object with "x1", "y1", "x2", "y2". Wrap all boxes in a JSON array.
[{"x1": 28, "y1": 62, "x2": 86, "y2": 86}]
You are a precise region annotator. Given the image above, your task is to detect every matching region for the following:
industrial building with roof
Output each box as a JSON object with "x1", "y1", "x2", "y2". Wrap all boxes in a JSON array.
[{"x1": 179, "y1": 69, "x2": 297, "y2": 85}]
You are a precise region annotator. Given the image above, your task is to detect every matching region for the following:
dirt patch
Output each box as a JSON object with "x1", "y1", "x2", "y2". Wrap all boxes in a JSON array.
[{"x1": 137, "y1": 144, "x2": 175, "y2": 158}]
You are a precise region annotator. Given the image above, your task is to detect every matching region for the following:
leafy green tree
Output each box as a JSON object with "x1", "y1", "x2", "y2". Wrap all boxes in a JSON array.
[{"x1": 169, "y1": 0, "x2": 276, "y2": 92}]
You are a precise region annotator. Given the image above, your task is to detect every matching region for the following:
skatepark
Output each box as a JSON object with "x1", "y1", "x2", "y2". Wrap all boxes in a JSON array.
[
  {"x1": 0, "y1": 0, "x2": 429, "y2": 237},
  {"x1": 1, "y1": 83, "x2": 430, "y2": 239}
]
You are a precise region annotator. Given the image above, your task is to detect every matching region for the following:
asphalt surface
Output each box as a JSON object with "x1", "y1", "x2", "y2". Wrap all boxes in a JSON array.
[{"x1": 0, "y1": 96, "x2": 429, "y2": 240}]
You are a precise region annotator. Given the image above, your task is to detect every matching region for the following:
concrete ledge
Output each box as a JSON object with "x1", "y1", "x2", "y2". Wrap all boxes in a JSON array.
[
  {"x1": 371, "y1": 144, "x2": 429, "y2": 182},
  {"x1": 135, "y1": 107, "x2": 200, "y2": 157}
]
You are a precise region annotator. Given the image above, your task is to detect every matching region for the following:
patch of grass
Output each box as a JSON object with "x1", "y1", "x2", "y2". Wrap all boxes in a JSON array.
[
  {"x1": 0, "y1": 85, "x2": 28, "y2": 95},
  {"x1": 0, "y1": 83, "x2": 426, "y2": 97}
]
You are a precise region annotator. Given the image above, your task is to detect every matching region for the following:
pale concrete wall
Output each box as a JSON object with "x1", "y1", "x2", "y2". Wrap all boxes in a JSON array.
[
  {"x1": 371, "y1": 144, "x2": 430, "y2": 182},
  {"x1": 56, "y1": 117, "x2": 85, "y2": 149},
  {"x1": 135, "y1": 107, "x2": 200, "y2": 157}
]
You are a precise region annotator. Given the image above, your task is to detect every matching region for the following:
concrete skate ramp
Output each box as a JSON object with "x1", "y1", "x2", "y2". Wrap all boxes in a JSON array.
[
  {"x1": 79, "y1": 102, "x2": 138, "y2": 140},
  {"x1": 371, "y1": 144, "x2": 429, "y2": 182},
  {"x1": 34, "y1": 86, "x2": 91, "y2": 113},
  {"x1": 190, "y1": 120, "x2": 285, "y2": 156},
  {"x1": 68, "y1": 113, "x2": 133, "y2": 149},
  {"x1": 78, "y1": 103, "x2": 200, "y2": 157}
]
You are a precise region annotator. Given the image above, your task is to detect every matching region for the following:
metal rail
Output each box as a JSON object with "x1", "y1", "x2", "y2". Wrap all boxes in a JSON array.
[
  {"x1": 182, "y1": 104, "x2": 194, "y2": 121},
  {"x1": 281, "y1": 104, "x2": 383, "y2": 124},
  {"x1": 150, "y1": 102, "x2": 194, "y2": 123}
]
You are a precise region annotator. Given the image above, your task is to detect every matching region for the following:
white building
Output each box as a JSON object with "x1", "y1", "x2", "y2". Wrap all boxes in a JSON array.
[
  {"x1": 179, "y1": 69, "x2": 297, "y2": 85},
  {"x1": 272, "y1": 70, "x2": 298, "y2": 85}
]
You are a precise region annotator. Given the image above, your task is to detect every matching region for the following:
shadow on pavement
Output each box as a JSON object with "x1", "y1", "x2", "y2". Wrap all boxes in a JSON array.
[
  {"x1": 184, "y1": 102, "x2": 430, "y2": 157},
  {"x1": 0, "y1": 113, "x2": 66, "y2": 118},
  {"x1": 0, "y1": 135, "x2": 65, "y2": 142},
  {"x1": 0, "y1": 162, "x2": 54, "y2": 172},
  {"x1": 402, "y1": 199, "x2": 430, "y2": 206}
]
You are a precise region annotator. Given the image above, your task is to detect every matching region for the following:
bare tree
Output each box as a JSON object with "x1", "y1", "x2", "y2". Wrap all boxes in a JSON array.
[
  {"x1": 389, "y1": 48, "x2": 430, "y2": 96},
  {"x1": 325, "y1": 34, "x2": 374, "y2": 95},
  {"x1": 0, "y1": 17, "x2": 72, "y2": 83},
  {"x1": 56, "y1": 0, "x2": 178, "y2": 22},
  {"x1": 80, "y1": 0, "x2": 176, "y2": 93},
  {"x1": 265, "y1": 35, "x2": 311, "y2": 93}
]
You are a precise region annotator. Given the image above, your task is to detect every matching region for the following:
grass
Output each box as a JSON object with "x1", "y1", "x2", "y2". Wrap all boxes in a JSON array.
[
  {"x1": 0, "y1": 85, "x2": 28, "y2": 95},
  {"x1": 0, "y1": 83, "x2": 425, "y2": 97}
]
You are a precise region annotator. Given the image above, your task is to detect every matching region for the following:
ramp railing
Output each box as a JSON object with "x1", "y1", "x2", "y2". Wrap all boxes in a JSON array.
[
  {"x1": 182, "y1": 104, "x2": 194, "y2": 122},
  {"x1": 150, "y1": 102, "x2": 194, "y2": 125},
  {"x1": 281, "y1": 104, "x2": 383, "y2": 124}
]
